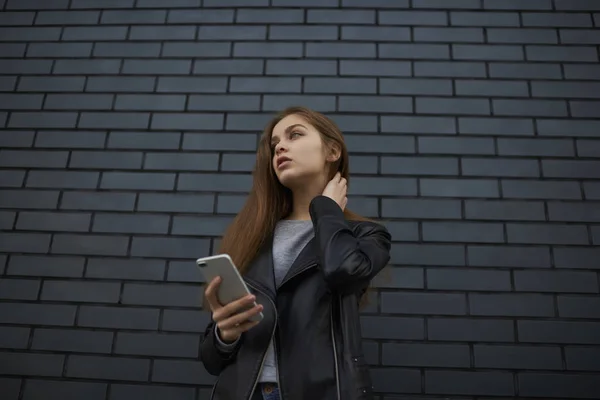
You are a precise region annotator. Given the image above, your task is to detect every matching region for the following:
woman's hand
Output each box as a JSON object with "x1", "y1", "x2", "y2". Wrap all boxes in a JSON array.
[
  {"x1": 322, "y1": 172, "x2": 347, "y2": 211},
  {"x1": 204, "y1": 276, "x2": 263, "y2": 343}
]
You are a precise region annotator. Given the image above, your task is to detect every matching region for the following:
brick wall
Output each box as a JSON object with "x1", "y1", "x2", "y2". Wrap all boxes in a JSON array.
[{"x1": 1, "y1": 0, "x2": 599, "y2": 399}]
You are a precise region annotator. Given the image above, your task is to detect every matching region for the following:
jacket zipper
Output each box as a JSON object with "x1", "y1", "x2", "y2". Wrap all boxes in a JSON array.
[
  {"x1": 330, "y1": 300, "x2": 341, "y2": 400},
  {"x1": 279, "y1": 262, "x2": 316, "y2": 288},
  {"x1": 246, "y1": 281, "x2": 278, "y2": 400}
]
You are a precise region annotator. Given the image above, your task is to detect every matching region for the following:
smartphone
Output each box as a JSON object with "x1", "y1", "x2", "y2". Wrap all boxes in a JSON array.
[{"x1": 196, "y1": 254, "x2": 264, "y2": 323}]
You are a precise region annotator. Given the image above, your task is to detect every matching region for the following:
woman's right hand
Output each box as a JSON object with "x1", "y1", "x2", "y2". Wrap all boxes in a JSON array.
[{"x1": 204, "y1": 276, "x2": 264, "y2": 343}]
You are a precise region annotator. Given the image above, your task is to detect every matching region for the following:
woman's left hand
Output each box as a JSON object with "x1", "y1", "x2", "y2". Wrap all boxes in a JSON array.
[{"x1": 322, "y1": 172, "x2": 347, "y2": 211}]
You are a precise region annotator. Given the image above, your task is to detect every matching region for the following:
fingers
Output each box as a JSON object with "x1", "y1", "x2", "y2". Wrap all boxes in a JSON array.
[
  {"x1": 204, "y1": 276, "x2": 223, "y2": 312},
  {"x1": 217, "y1": 303, "x2": 263, "y2": 331},
  {"x1": 227, "y1": 319, "x2": 261, "y2": 338},
  {"x1": 213, "y1": 294, "x2": 256, "y2": 322}
]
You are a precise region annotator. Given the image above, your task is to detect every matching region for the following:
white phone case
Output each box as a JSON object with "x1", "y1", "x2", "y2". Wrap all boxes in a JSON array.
[{"x1": 196, "y1": 254, "x2": 264, "y2": 322}]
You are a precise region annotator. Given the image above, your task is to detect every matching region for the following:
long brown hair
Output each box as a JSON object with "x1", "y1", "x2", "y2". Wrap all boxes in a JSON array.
[{"x1": 217, "y1": 106, "x2": 375, "y2": 304}]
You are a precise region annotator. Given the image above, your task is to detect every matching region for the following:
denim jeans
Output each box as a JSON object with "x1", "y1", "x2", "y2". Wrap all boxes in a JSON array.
[{"x1": 252, "y1": 383, "x2": 280, "y2": 400}]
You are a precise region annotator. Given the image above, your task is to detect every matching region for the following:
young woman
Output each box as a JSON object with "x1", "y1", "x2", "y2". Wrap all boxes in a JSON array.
[{"x1": 200, "y1": 106, "x2": 392, "y2": 400}]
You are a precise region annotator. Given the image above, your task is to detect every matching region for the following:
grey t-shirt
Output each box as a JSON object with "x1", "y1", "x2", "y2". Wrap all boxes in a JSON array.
[{"x1": 214, "y1": 219, "x2": 314, "y2": 383}]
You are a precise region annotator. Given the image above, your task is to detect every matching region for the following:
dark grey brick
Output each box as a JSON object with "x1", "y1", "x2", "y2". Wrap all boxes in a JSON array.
[
  {"x1": 32, "y1": 328, "x2": 113, "y2": 353},
  {"x1": 115, "y1": 94, "x2": 186, "y2": 111},
  {"x1": 27, "y1": 171, "x2": 99, "y2": 189},
  {"x1": 9, "y1": 112, "x2": 77, "y2": 128},
  {"x1": 484, "y1": 0, "x2": 552, "y2": 9},
  {"x1": 507, "y1": 223, "x2": 589, "y2": 245},
  {"x1": 415, "y1": 27, "x2": 483, "y2": 42},
  {"x1": 415, "y1": 61, "x2": 486, "y2": 77},
  {"x1": 269, "y1": 25, "x2": 336, "y2": 40},
  {"x1": 167, "y1": 8, "x2": 232, "y2": 23},
  {"x1": 172, "y1": 215, "x2": 233, "y2": 236},
  {"x1": 538, "y1": 119, "x2": 600, "y2": 138},
  {"x1": 307, "y1": 9, "x2": 374, "y2": 24},
  {"x1": 559, "y1": 296, "x2": 600, "y2": 318},
  {"x1": 130, "y1": 25, "x2": 195, "y2": 41},
  {"x1": 361, "y1": 316, "x2": 424, "y2": 340},
  {"x1": 263, "y1": 95, "x2": 335, "y2": 112},
  {"x1": 426, "y1": 370, "x2": 515, "y2": 396},
  {"x1": 342, "y1": 26, "x2": 410, "y2": 42},
  {"x1": 225, "y1": 113, "x2": 271, "y2": 131},
  {"x1": 234, "y1": 42, "x2": 301, "y2": 57},
  {"x1": 584, "y1": 182, "x2": 600, "y2": 200},
  {"x1": 488, "y1": 28, "x2": 558, "y2": 44},
  {"x1": 198, "y1": 25, "x2": 265, "y2": 40},
  {"x1": 110, "y1": 384, "x2": 195, "y2": 400},
  {"x1": 518, "y1": 320, "x2": 600, "y2": 344},
  {"x1": 306, "y1": 42, "x2": 376, "y2": 58},
  {"x1": 69, "y1": 151, "x2": 142, "y2": 169},
  {"x1": 216, "y1": 194, "x2": 250, "y2": 214},
  {"x1": 371, "y1": 368, "x2": 421, "y2": 394},
  {"x1": 0, "y1": 27, "x2": 61, "y2": 41},
  {"x1": 391, "y1": 243, "x2": 465, "y2": 266},
  {"x1": 66, "y1": 355, "x2": 149, "y2": 382},
  {"x1": 414, "y1": 0, "x2": 481, "y2": 8},
  {"x1": 502, "y1": 179, "x2": 582, "y2": 200},
  {"x1": 0, "y1": 150, "x2": 68, "y2": 168},
  {"x1": 21, "y1": 380, "x2": 107, "y2": 400},
  {"x1": 577, "y1": 139, "x2": 600, "y2": 157},
  {"x1": 0, "y1": 211, "x2": 15, "y2": 229},
  {"x1": 349, "y1": 177, "x2": 417, "y2": 196},
  {"x1": 188, "y1": 94, "x2": 260, "y2": 111},
  {"x1": 456, "y1": 80, "x2": 529, "y2": 97},
  {"x1": 0, "y1": 60, "x2": 52, "y2": 75},
  {"x1": 0, "y1": 171, "x2": 25, "y2": 187},
  {"x1": 0, "y1": 76, "x2": 17, "y2": 91},
  {"x1": 549, "y1": 202, "x2": 600, "y2": 223},
  {"x1": 421, "y1": 178, "x2": 499, "y2": 198},
  {"x1": 0, "y1": 302, "x2": 75, "y2": 326},
  {"x1": 527, "y1": 45, "x2": 598, "y2": 62},
  {"x1": 555, "y1": 247, "x2": 600, "y2": 269},
  {"x1": 382, "y1": 292, "x2": 466, "y2": 315},
  {"x1": 382, "y1": 116, "x2": 456, "y2": 134},
  {"x1": 565, "y1": 346, "x2": 600, "y2": 371},
  {"x1": 94, "y1": 42, "x2": 161, "y2": 58},
  {"x1": 451, "y1": 11, "x2": 520, "y2": 26},
  {"x1": 516, "y1": 270, "x2": 598, "y2": 293},
  {"x1": 533, "y1": 82, "x2": 600, "y2": 99},
  {"x1": 86, "y1": 258, "x2": 165, "y2": 281},
  {"x1": 417, "y1": 98, "x2": 490, "y2": 115},
  {"x1": 266, "y1": 60, "x2": 336, "y2": 76},
  {"x1": 489, "y1": 63, "x2": 562, "y2": 79},
  {"x1": 157, "y1": 77, "x2": 227, "y2": 93},
  {"x1": 571, "y1": 101, "x2": 600, "y2": 118},
  {"x1": 498, "y1": 138, "x2": 575, "y2": 157},
  {"x1": 0, "y1": 326, "x2": 29, "y2": 349},
  {"x1": 193, "y1": 59, "x2": 263, "y2": 75},
  {"x1": 560, "y1": 29, "x2": 600, "y2": 45},
  {"x1": 41, "y1": 280, "x2": 120, "y2": 303},
  {"x1": 543, "y1": 160, "x2": 600, "y2": 179},
  {"x1": 494, "y1": 99, "x2": 568, "y2": 117},
  {"x1": 236, "y1": 8, "x2": 302, "y2": 23},
  {"x1": 231, "y1": 77, "x2": 301, "y2": 93},
  {"x1": 63, "y1": 26, "x2": 127, "y2": 41},
  {"x1": 36, "y1": 10, "x2": 99, "y2": 25},
  {"x1": 7, "y1": 255, "x2": 84, "y2": 278},
  {"x1": 162, "y1": 42, "x2": 231, "y2": 58},
  {"x1": 107, "y1": 132, "x2": 181, "y2": 150},
  {"x1": 115, "y1": 332, "x2": 198, "y2": 358},
  {"x1": 61, "y1": 192, "x2": 136, "y2": 211},
  {"x1": 419, "y1": 137, "x2": 495, "y2": 155},
  {"x1": 151, "y1": 113, "x2": 223, "y2": 130},
  {"x1": 70, "y1": 0, "x2": 135, "y2": 8},
  {"x1": 474, "y1": 345, "x2": 561, "y2": 370},
  {"x1": 462, "y1": 158, "x2": 540, "y2": 177},
  {"x1": 372, "y1": 266, "x2": 423, "y2": 289},
  {"x1": 78, "y1": 305, "x2": 159, "y2": 330},
  {"x1": 0, "y1": 129, "x2": 34, "y2": 147},
  {"x1": 93, "y1": 213, "x2": 169, "y2": 234},
  {"x1": 459, "y1": 117, "x2": 535, "y2": 136},
  {"x1": 466, "y1": 200, "x2": 545, "y2": 221},
  {"x1": 326, "y1": 114, "x2": 378, "y2": 132},
  {"x1": 51, "y1": 234, "x2": 128, "y2": 256},
  {"x1": 123, "y1": 59, "x2": 191, "y2": 75},
  {"x1": 379, "y1": 10, "x2": 446, "y2": 25},
  {"x1": 0, "y1": 189, "x2": 59, "y2": 209},
  {"x1": 381, "y1": 221, "x2": 419, "y2": 241},
  {"x1": 382, "y1": 198, "x2": 462, "y2": 219},
  {"x1": 86, "y1": 77, "x2": 155, "y2": 93},
  {"x1": 428, "y1": 269, "x2": 511, "y2": 291},
  {"x1": 131, "y1": 237, "x2": 210, "y2": 259},
  {"x1": 379, "y1": 43, "x2": 450, "y2": 59},
  {"x1": 0, "y1": 278, "x2": 40, "y2": 300},
  {"x1": 380, "y1": 78, "x2": 453, "y2": 95},
  {"x1": 16, "y1": 211, "x2": 90, "y2": 232},
  {"x1": 305, "y1": 78, "x2": 376, "y2": 94},
  {"x1": 382, "y1": 156, "x2": 458, "y2": 175},
  {"x1": 101, "y1": 172, "x2": 175, "y2": 190},
  {"x1": 100, "y1": 9, "x2": 166, "y2": 24},
  {"x1": 45, "y1": 94, "x2": 113, "y2": 110},
  {"x1": 423, "y1": 221, "x2": 503, "y2": 243},
  {"x1": 340, "y1": 60, "x2": 411, "y2": 76},
  {"x1": 0, "y1": 12, "x2": 35, "y2": 24},
  {"x1": 183, "y1": 133, "x2": 256, "y2": 151},
  {"x1": 27, "y1": 43, "x2": 92, "y2": 57},
  {"x1": 346, "y1": 136, "x2": 415, "y2": 155},
  {"x1": 205, "y1": 0, "x2": 268, "y2": 5},
  {"x1": 429, "y1": 318, "x2": 515, "y2": 342},
  {"x1": 220, "y1": 153, "x2": 257, "y2": 172},
  {"x1": 0, "y1": 352, "x2": 64, "y2": 377},
  {"x1": 144, "y1": 152, "x2": 219, "y2": 171},
  {"x1": 79, "y1": 112, "x2": 149, "y2": 130},
  {"x1": 555, "y1": 0, "x2": 600, "y2": 10},
  {"x1": 177, "y1": 173, "x2": 252, "y2": 192},
  {"x1": 452, "y1": 44, "x2": 524, "y2": 60}
]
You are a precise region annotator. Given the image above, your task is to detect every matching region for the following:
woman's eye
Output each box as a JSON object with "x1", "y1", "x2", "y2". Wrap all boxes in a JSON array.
[{"x1": 291, "y1": 132, "x2": 301, "y2": 138}]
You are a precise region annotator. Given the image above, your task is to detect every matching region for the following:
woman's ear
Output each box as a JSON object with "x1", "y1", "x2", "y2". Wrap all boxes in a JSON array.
[{"x1": 326, "y1": 144, "x2": 341, "y2": 163}]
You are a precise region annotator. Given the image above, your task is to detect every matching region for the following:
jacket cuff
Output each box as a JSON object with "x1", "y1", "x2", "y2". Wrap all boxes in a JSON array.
[
  {"x1": 309, "y1": 195, "x2": 346, "y2": 222},
  {"x1": 214, "y1": 324, "x2": 240, "y2": 351}
]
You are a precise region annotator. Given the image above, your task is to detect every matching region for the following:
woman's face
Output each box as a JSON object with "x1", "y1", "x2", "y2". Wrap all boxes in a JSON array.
[{"x1": 271, "y1": 114, "x2": 330, "y2": 190}]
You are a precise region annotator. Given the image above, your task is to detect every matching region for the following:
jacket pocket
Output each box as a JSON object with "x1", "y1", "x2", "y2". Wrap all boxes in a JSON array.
[{"x1": 350, "y1": 354, "x2": 374, "y2": 398}]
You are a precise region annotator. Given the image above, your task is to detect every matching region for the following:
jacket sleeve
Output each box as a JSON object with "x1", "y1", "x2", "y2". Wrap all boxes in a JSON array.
[
  {"x1": 308, "y1": 195, "x2": 392, "y2": 295},
  {"x1": 200, "y1": 319, "x2": 242, "y2": 376}
]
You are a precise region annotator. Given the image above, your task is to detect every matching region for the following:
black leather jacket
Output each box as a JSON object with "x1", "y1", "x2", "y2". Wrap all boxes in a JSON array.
[{"x1": 200, "y1": 196, "x2": 392, "y2": 400}]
